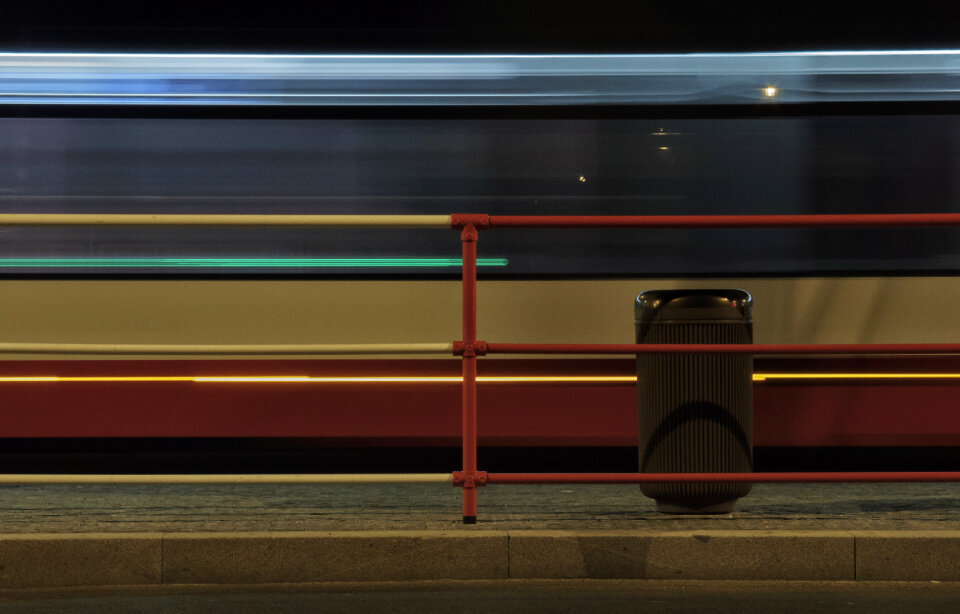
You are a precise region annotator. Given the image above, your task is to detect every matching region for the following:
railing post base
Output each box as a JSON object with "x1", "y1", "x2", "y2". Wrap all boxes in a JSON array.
[
  {"x1": 452, "y1": 472, "x2": 486, "y2": 523},
  {"x1": 462, "y1": 480, "x2": 478, "y2": 524}
]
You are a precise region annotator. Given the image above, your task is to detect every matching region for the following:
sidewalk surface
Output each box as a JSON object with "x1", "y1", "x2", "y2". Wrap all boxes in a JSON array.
[
  {"x1": 1, "y1": 482, "x2": 958, "y2": 532},
  {"x1": 0, "y1": 482, "x2": 958, "y2": 588}
]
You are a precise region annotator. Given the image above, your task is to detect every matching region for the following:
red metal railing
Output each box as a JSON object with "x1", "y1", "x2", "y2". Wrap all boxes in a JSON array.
[
  {"x1": 450, "y1": 213, "x2": 960, "y2": 523},
  {"x1": 486, "y1": 343, "x2": 960, "y2": 355},
  {"x1": 482, "y1": 212, "x2": 960, "y2": 228},
  {"x1": 485, "y1": 472, "x2": 960, "y2": 484},
  {"x1": 3, "y1": 212, "x2": 960, "y2": 522}
]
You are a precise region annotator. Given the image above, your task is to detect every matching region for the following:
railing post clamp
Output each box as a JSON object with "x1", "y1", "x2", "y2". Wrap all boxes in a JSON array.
[
  {"x1": 452, "y1": 471, "x2": 488, "y2": 488},
  {"x1": 453, "y1": 341, "x2": 488, "y2": 357},
  {"x1": 451, "y1": 214, "x2": 490, "y2": 233}
]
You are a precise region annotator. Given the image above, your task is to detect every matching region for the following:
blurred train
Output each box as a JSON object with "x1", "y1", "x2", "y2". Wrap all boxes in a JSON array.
[{"x1": 0, "y1": 52, "x2": 959, "y2": 472}]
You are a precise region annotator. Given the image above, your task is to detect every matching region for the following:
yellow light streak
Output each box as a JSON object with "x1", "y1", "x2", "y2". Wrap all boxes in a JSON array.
[
  {"x1": 752, "y1": 373, "x2": 960, "y2": 382},
  {"x1": 478, "y1": 376, "x2": 634, "y2": 383},
  {"x1": 194, "y1": 376, "x2": 317, "y2": 382},
  {"x1": 0, "y1": 374, "x2": 956, "y2": 384},
  {"x1": 193, "y1": 375, "x2": 639, "y2": 383},
  {"x1": 0, "y1": 375, "x2": 637, "y2": 383},
  {"x1": 0, "y1": 376, "x2": 194, "y2": 382}
]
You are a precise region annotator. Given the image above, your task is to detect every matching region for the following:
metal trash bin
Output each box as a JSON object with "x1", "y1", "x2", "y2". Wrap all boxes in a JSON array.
[{"x1": 635, "y1": 289, "x2": 753, "y2": 514}]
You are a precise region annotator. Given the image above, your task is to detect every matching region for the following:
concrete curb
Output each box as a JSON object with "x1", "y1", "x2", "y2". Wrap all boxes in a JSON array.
[{"x1": 0, "y1": 530, "x2": 958, "y2": 589}]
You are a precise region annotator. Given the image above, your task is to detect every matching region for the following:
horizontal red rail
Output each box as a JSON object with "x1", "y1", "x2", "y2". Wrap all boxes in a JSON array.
[
  {"x1": 486, "y1": 213, "x2": 960, "y2": 229},
  {"x1": 487, "y1": 472, "x2": 960, "y2": 484},
  {"x1": 485, "y1": 343, "x2": 960, "y2": 355}
]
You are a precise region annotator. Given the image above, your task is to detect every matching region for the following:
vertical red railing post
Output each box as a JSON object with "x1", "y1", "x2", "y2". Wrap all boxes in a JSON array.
[{"x1": 460, "y1": 221, "x2": 479, "y2": 523}]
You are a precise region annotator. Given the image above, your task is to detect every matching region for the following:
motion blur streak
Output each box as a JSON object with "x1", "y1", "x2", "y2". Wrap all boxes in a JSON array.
[
  {"x1": 0, "y1": 258, "x2": 509, "y2": 269},
  {"x1": 2, "y1": 51, "x2": 960, "y2": 106},
  {"x1": 0, "y1": 374, "x2": 955, "y2": 383}
]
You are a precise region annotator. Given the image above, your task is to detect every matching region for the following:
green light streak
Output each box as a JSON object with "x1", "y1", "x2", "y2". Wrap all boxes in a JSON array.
[{"x1": 0, "y1": 257, "x2": 509, "y2": 268}]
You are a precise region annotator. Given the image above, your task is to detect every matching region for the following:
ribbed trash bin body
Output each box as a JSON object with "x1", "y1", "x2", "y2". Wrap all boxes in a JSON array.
[{"x1": 635, "y1": 289, "x2": 753, "y2": 514}]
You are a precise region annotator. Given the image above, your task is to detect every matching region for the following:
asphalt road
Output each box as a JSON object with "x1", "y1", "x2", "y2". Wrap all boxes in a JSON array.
[{"x1": 1, "y1": 581, "x2": 958, "y2": 613}]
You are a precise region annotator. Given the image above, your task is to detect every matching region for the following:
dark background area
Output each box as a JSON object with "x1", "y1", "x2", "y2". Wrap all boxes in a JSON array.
[
  {"x1": 0, "y1": 440, "x2": 958, "y2": 473},
  {"x1": 2, "y1": 3, "x2": 959, "y2": 53}
]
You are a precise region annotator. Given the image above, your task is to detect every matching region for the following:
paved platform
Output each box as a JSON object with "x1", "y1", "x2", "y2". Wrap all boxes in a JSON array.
[
  {"x1": 0, "y1": 482, "x2": 957, "y2": 587},
  {"x1": 1, "y1": 482, "x2": 957, "y2": 532}
]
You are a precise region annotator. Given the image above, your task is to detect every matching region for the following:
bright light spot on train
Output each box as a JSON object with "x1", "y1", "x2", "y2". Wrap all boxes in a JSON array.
[
  {"x1": 658, "y1": 146, "x2": 669, "y2": 151},
  {"x1": 578, "y1": 175, "x2": 587, "y2": 183},
  {"x1": 763, "y1": 86, "x2": 778, "y2": 97}
]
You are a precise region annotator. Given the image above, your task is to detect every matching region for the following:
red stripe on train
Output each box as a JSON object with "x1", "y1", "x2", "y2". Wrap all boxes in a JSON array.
[{"x1": 0, "y1": 358, "x2": 957, "y2": 446}]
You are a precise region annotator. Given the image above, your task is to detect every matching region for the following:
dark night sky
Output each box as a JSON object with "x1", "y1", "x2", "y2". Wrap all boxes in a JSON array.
[{"x1": 2, "y1": 2, "x2": 960, "y2": 53}]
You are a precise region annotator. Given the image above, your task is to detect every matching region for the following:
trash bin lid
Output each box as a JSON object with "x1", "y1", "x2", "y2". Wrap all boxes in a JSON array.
[{"x1": 635, "y1": 289, "x2": 752, "y2": 322}]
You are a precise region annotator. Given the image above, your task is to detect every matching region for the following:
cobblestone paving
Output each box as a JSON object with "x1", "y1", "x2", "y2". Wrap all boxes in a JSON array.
[{"x1": 0, "y1": 483, "x2": 958, "y2": 532}]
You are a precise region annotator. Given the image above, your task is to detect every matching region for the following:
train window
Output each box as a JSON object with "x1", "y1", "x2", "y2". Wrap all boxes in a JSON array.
[{"x1": 0, "y1": 115, "x2": 957, "y2": 277}]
